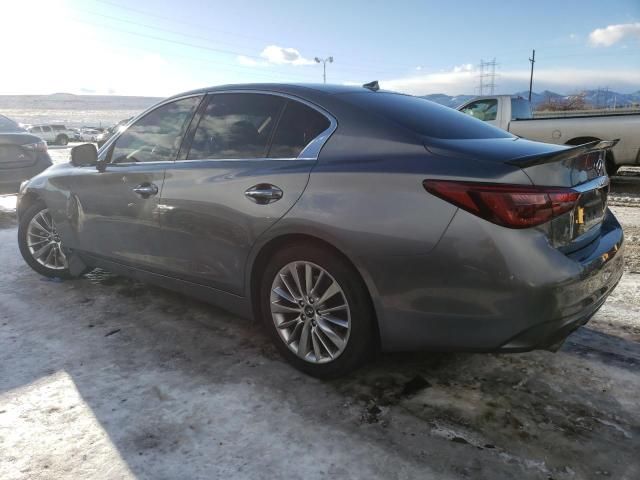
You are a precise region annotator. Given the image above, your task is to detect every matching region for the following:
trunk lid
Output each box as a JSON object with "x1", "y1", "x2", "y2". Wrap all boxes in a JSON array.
[
  {"x1": 0, "y1": 133, "x2": 45, "y2": 168},
  {"x1": 424, "y1": 137, "x2": 617, "y2": 250},
  {"x1": 506, "y1": 139, "x2": 616, "y2": 250}
]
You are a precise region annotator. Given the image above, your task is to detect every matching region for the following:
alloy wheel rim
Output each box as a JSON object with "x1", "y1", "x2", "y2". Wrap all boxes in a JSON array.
[
  {"x1": 270, "y1": 261, "x2": 351, "y2": 364},
  {"x1": 26, "y1": 208, "x2": 68, "y2": 270}
]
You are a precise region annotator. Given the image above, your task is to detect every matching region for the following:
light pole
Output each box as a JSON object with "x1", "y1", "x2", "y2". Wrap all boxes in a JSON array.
[{"x1": 314, "y1": 56, "x2": 333, "y2": 84}]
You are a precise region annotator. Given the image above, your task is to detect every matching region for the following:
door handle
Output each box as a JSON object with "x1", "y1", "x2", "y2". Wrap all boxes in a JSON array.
[
  {"x1": 132, "y1": 182, "x2": 159, "y2": 198},
  {"x1": 244, "y1": 183, "x2": 283, "y2": 204}
]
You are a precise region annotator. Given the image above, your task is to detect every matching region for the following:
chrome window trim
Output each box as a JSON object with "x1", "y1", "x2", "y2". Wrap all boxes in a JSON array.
[{"x1": 98, "y1": 89, "x2": 337, "y2": 165}]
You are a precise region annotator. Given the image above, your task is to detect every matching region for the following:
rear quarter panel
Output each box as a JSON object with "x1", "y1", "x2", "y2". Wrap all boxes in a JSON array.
[{"x1": 257, "y1": 127, "x2": 533, "y2": 341}]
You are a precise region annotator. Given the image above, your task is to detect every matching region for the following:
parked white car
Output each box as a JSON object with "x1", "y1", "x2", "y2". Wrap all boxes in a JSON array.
[
  {"x1": 26, "y1": 124, "x2": 74, "y2": 146},
  {"x1": 78, "y1": 128, "x2": 102, "y2": 142},
  {"x1": 457, "y1": 95, "x2": 640, "y2": 175}
]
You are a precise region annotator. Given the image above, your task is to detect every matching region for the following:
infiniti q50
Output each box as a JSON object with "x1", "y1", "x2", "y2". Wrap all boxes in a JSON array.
[{"x1": 17, "y1": 84, "x2": 624, "y2": 377}]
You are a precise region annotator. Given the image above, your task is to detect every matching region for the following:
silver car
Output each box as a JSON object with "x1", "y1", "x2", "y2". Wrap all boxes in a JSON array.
[{"x1": 16, "y1": 83, "x2": 624, "y2": 377}]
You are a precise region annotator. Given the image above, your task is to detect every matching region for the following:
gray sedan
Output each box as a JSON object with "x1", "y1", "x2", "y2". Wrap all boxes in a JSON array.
[
  {"x1": 0, "y1": 114, "x2": 52, "y2": 195},
  {"x1": 16, "y1": 84, "x2": 624, "y2": 377}
]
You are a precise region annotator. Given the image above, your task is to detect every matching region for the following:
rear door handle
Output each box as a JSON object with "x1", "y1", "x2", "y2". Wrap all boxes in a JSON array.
[
  {"x1": 244, "y1": 184, "x2": 283, "y2": 204},
  {"x1": 132, "y1": 182, "x2": 159, "y2": 198}
]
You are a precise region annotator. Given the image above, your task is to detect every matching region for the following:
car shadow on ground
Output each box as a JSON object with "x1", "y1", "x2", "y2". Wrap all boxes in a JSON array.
[
  {"x1": 0, "y1": 196, "x2": 17, "y2": 229},
  {"x1": 1, "y1": 251, "x2": 639, "y2": 478}
]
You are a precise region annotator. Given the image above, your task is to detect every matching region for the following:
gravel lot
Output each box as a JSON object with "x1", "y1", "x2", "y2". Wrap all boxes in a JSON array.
[{"x1": 1, "y1": 167, "x2": 639, "y2": 479}]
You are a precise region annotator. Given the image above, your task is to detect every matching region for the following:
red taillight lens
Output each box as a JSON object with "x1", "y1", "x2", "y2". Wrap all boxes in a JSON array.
[{"x1": 423, "y1": 180, "x2": 580, "y2": 229}]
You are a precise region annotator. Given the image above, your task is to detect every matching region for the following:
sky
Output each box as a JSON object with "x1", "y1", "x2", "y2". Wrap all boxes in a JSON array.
[{"x1": 1, "y1": 0, "x2": 639, "y2": 96}]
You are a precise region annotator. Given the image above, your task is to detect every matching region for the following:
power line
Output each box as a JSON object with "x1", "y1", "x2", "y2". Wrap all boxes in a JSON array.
[
  {"x1": 92, "y1": 0, "x2": 274, "y2": 45},
  {"x1": 66, "y1": 16, "x2": 322, "y2": 82}
]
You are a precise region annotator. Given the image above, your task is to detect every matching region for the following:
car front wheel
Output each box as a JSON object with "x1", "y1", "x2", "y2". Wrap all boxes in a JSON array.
[
  {"x1": 260, "y1": 244, "x2": 375, "y2": 378},
  {"x1": 18, "y1": 202, "x2": 78, "y2": 279}
]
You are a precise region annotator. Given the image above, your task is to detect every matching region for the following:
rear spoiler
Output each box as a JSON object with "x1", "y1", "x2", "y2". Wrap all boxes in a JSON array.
[{"x1": 505, "y1": 139, "x2": 619, "y2": 168}]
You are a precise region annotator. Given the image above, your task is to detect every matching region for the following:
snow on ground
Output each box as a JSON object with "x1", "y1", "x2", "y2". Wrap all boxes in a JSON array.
[{"x1": 0, "y1": 171, "x2": 639, "y2": 479}]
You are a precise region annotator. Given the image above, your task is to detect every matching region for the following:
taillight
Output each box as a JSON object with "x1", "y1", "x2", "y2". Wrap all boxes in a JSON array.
[
  {"x1": 22, "y1": 141, "x2": 48, "y2": 153},
  {"x1": 423, "y1": 180, "x2": 580, "y2": 229}
]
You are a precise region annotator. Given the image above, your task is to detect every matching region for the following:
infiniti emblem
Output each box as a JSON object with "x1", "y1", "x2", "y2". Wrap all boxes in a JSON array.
[{"x1": 594, "y1": 152, "x2": 605, "y2": 176}]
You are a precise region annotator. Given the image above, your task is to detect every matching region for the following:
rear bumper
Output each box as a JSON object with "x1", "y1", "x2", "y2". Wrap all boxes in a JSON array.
[
  {"x1": 0, "y1": 154, "x2": 52, "y2": 195},
  {"x1": 365, "y1": 208, "x2": 624, "y2": 352},
  {"x1": 499, "y1": 212, "x2": 624, "y2": 351}
]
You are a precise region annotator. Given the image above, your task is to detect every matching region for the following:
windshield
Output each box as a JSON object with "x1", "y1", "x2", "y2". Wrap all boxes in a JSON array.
[{"x1": 341, "y1": 92, "x2": 513, "y2": 140}]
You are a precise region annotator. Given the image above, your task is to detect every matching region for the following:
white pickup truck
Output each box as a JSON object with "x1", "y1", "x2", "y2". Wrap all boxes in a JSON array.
[
  {"x1": 26, "y1": 124, "x2": 75, "y2": 146},
  {"x1": 457, "y1": 95, "x2": 640, "y2": 175}
]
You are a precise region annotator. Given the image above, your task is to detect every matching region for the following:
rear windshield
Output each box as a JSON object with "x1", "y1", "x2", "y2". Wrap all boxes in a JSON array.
[
  {"x1": 511, "y1": 98, "x2": 532, "y2": 120},
  {"x1": 341, "y1": 92, "x2": 513, "y2": 140}
]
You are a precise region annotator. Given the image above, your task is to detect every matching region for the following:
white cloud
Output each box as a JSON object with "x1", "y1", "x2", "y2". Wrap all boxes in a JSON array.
[
  {"x1": 375, "y1": 66, "x2": 640, "y2": 96},
  {"x1": 236, "y1": 45, "x2": 315, "y2": 67},
  {"x1": 453, "y1": 63, "x2": 474, "y2": 73},
  {"x1": 261, "y1": 45, "x2": 315, "y2": 65},
  {"x1": 588, "y1": 22, "x2": 640, "y2": 47}
]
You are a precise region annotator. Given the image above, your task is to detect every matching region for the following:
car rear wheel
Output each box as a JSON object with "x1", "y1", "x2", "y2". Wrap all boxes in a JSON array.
[
  {"x1": 18, "y1": 202, "x2": 80, "y2": 279},
  {"x1": 260, "y1": 244, "x2": 375, "y2": 378},
  {"x1": 56, "y1": 134, "x2": 68, "y2": 146}
]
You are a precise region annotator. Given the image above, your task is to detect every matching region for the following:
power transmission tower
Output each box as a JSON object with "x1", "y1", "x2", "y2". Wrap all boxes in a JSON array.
[
  {"x1": 595, "y1": 86, "x2": 609, "y2": 108},
  {"x1": 478, "y1": 58, "x2": 497, "y2": 95}
]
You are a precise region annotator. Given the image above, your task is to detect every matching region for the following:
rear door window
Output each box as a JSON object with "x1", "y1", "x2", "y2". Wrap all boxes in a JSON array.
[
  {"x1": 268, "y1": 100, "x2": 331, "y2": 158},
  {"x1": 41, "y1": 126, "x2": 52, "y2": 133},
  {"x1": 187, "y1": 93, "x2": 285, "y2": 160},
  {"x1": 511, "y1": 98, "x2": 533, "y2": 120}
]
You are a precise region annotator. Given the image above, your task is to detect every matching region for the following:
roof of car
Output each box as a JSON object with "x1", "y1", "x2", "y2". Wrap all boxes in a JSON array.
[{"x1": 170, "y1": 83, "x2": 380, "y2": 99}]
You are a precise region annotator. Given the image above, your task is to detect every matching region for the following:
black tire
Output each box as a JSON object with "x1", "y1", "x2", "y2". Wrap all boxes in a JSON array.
[
  {"x1": 56, "y1": 134, "x2": 69, "y2": 146},
  {"x1": 259, "y1": 243, "x2": 376, "y2": 378},
  {"x1": 18, "y1": 201, "x2": 82, "y2": 279}
]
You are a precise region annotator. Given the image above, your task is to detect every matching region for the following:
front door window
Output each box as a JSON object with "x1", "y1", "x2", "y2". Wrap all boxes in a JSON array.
[{"x1": 110, "y1": 96, "x2": 201, "y2": 163}]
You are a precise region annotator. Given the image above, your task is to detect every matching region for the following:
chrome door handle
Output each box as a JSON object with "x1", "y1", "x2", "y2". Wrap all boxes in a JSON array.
[
  {"x1": 244, "y1": 184, "x2": 283, "y2": 204},
  {"x1": 132, "y1": 183, "x2": 159, "y2": 198}
]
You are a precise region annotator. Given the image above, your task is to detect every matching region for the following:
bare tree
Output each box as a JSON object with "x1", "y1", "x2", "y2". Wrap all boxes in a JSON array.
[{"x1": 536, "y1": 92, "x2": 589, "y2": 112}]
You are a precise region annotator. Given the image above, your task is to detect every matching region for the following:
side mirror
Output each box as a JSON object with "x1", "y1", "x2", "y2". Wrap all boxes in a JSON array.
[{"x1": 70, "y1": 143, "x2": 98, "y2": 167}]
